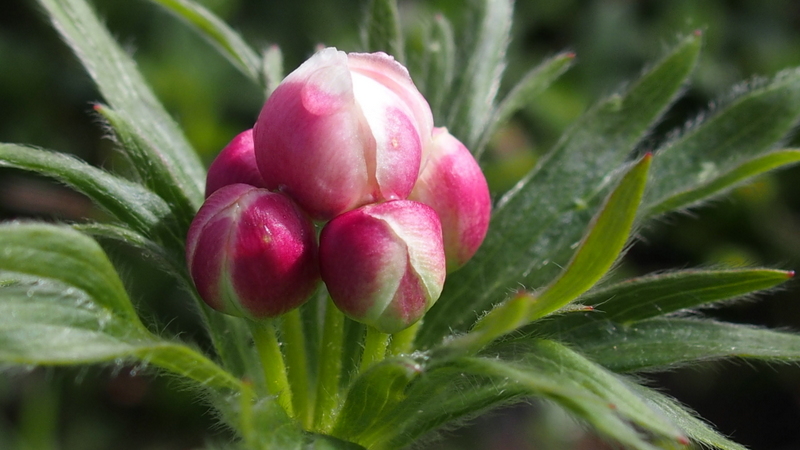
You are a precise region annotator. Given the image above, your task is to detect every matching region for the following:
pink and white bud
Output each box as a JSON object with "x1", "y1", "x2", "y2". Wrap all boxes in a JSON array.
[
  {"x1": 205, "y1": 129, "x2": 267, "y2": 198},
  {"x1": 410, "y1": 128, "x2": 491, "y2": 272},
  {"x1": 319, "y1": 200, "x2": 446, "y2": 333},
  {"x1": 254, "y1": 48, "x2": 434, "y2": 220},
  {"x1": 186, "y1": 184, "x2": 319, "y2": 319}
]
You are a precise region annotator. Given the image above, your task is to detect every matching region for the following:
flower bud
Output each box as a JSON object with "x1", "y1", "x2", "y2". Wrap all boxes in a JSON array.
[
  {"x1": 186, "y1": 184, "x2": 319, "y2": 319},
  {"x1": 254, "y1": 48, "x2": 434, "y2": 220},
  {"x1": 410, "y1": 128, "x2": 491, "y2": 271},
  {"x1": 319, "y1": 200, "x2": 446, "y2": 333},
  {"x1": 205, "y1": 129, "x2": 267, "y2": 197}
]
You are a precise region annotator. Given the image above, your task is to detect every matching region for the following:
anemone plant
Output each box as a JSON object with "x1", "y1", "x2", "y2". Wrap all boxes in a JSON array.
[{"x1": 2, "y1": 0, "x2": 800, "y2": 449}]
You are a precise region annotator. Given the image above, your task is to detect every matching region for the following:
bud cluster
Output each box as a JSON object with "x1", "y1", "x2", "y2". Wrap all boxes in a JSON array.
[{"x1": 187, "y1": 48, "x2": 490, "y2": 332}]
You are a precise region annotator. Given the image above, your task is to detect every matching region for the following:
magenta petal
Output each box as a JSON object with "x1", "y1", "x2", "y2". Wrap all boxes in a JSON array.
[{"x1": 205, "y1": 129, "x2": 266, "y2": 197}]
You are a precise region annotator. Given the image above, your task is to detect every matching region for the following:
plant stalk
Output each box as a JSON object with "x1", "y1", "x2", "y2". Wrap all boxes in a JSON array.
[
  {"x1": 248, "y1": 319, "x2": 294, "y2": 418},
  {"x1": 360, "y1": 326, "x2": 390, "y2": 372},
  {"x1": 313, "y1": 298, "x2": 345, "y2": 432},
  {"x1": 280, "y1": 308, "x2": 312, "y2": 429},
  {"x1": 387, "y1": 320, "x2": 421, "y2": 356}
]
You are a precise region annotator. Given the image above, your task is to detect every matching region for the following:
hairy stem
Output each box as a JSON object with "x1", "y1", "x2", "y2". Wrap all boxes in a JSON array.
[
  {"x1": 313, "y1": 298, "x2": 345, "y2": 432},
  {"x1": 248, "y1": 319, "x2": 294, "y2": 418},
  {"x1": 360, "y1": 326, "x2": 390, "y2": 372},
  {"x1": 280, "y1": 308, "x2": 312, "y2": 429}
]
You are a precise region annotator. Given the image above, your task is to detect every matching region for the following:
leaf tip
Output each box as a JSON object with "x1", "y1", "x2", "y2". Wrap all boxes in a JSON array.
[
  {"x1": 677, "y1": 435, "x2": 691, "y2": 446},
  {"x1": 693, "y1": 29, "x2": 703, "y2": 37},
  {"x1": 787, "y1": 270, "x2": 795, "y2": 279}
]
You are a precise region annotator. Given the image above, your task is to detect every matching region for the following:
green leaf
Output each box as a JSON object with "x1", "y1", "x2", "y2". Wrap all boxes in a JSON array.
[
  {"x1": 95, "y1": 104, "x2": 198, "y2": 234},
  {"x1": 0, "y1": 223, "x2": 141, "y2": 323},
  {"x1": 0, "y1": 226, "x2": 239, "y2": 391},
  {"x1": 446, "y1": 0, "x2": 513, "y2": 150},
  {"x1": 361, "y1": 350, "x2": 680, "y2": 450},
  {"x1": 419, "y1": 33, "x2": 702, "y2": 348},
  {"x1": 148, "y1": 0, "x2": 262, "y2": 85},
  {"x1": 0, "y1": 144, "x2": 173, "y2": 240},
  {"x1": 648, "y1": 149, "x2": 800, "y2": 215},
  {"x1": 417, "y1": 14, "x2": 456, "y2": 124},
  {"x1": 523, "y1": 268, "x2": 793, "y2": 344},
  {"x1": 332, "y1": 358, "x2": 421, "y2": 441},
  {"x1": 528, "y1": 153, "x2": 651, "y2": 320},
  {"x1": 362, "y1": 0, "x2": 404, "y2": 63},
  {"x1": 38, "y1": 0, "x2": 205, "y2": 205},
  {"x1": 567, "y1": 318, "x2": 800, "y2": 373},
  {"x1": 646, "y1": 68, "x2": 800, "y2": 216},
  {"x1": 475, "y1": 51, "x2": 576, "y2": 157},
  {"x1": 582, "y1": 268, "x2": 791, "y2": 324},
  {"x1": 263, "y1": 45, "x2": 285, "y2": 97},
  {"x1": 625, "y1": 380, "x2": 747, "y2": 450}
]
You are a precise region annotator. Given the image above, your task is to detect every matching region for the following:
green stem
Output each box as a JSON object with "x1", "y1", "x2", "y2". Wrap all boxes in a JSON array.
[
  {"x1": 387, "y1": 320, "x2": 421, "y2": 357},
  {"x1": 360, "y1": 326, "x2": 390, "y2": 372},
  {"x1": 313, "y1": 298, "x2": 345, "y2": 432},
  {"x1": 239, "y1": 380, "x2": 256, "y2": 449},
  {"x1": 280, "y1": 308, "x2": 312, "y2": 429},
  {"x1": 248, "y1": 319, "x2": 294, "y2": 418}
]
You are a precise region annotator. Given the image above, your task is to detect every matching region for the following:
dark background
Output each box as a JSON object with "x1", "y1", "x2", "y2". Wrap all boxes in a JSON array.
[{"x1": 2, "y1": 0, "x2": 800, "y2": 448}]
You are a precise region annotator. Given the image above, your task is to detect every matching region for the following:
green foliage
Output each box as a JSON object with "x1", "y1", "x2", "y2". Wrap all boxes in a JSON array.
[{"x1": 2, "y1": 0, "x2": 800, "y2": 448}]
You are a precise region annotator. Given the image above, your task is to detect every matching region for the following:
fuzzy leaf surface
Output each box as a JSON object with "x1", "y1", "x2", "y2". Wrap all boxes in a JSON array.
[
  {"x1": 624, "y1": 380, "x2": 747, "y2": 450},
  {"x1": 646, "y1": 69, "x2": 800, "y2": 216},
  {"x1": 446, "y1": 0, "x2": 513, "y2": 150},
  {"x1": 0, "y1": 144, "x2": 173, "y2": 240},
  {"x1": 475, "y1": 51, "x2": 576, "y2": 157},
  {"x1": 419, "y1": 34, "x2": 702, "y2": 347},
  {"x1": 38, "y1": 0, "x2": 205, "y2": 206},
  {"x1": 529, "y1": 268, "x2": 794, "y2": 339},
  {"x1": 0, "y1": 225, "x2": 239, "y2": 390},
  {"x1": 362, "y1": 0, "x2": 404, "y2": 63},
  {"x1": 566, "y1": 318, "x2": 800, "y2": 372},
  {"x1": 149, "y1": 0, "x2": 262, "y2": 85}
]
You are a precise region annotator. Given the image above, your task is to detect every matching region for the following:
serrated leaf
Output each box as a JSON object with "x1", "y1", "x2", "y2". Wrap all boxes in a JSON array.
[
  {"x1": 646, "y1": 69, "x2": 800, "y2": 216},
  {"x1": 361, "y1": 0, "x2": 404, "y2": 63},
  {"x1": 529, "y1": 153, "x2": 651, "y2": 320},
  {"x1": 475, "y1": 51, "x2": 576, "y2": 157},
  {"x1": 0, "y1": 144, "x2": 173, "y2": 241},
  {"x1": 38, "y1": 0, "x2": 205, "y2": 205},
  {"x1": 332, "y1": 358, "x2": 421, "y2": 440},
  {"x1": 446, "y1": 0, "x2": 513, "y2": 150},
  {"x1": 419, "y1": 33, "x2": 702, "y2": 348},
  {"x1": 625, "y1": 380, "x2": 747, "y2": 450},
  {"x1": 96, "y1": 104, "x2": 198, "y2": 234},
  {"x1": 148, "y1": 0, "x2": 262, "y2": 85},
  {"x1": 567, "y1": 318, "x2": 800, "y2": 372},
  {"x1": 649, "y1": 149, "x2": 800, "y2": 215}
]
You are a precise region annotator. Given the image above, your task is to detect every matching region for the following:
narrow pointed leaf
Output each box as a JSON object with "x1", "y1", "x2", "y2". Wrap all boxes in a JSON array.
[
  {"x1": 446, "y1": 0, "x2": 513, "y2": 149},
  {"x1": 96, "y1": 104, "x2": 198, "y2": 233},
  {"x1": 529, "y1": 153, "x2": 651, "y2": 320},
  {"x1": 0, "y1": 144, "x2": 173, "y2": 240},
  {"x1": 149, "y1": 0, "x2": 262, "y2": 85},
  {"x1": 475, "y1": 51, "x2": 576, "y2": 157},
  {"x1": 625, "y1": 380, "x2": 748, "y2": 450},
  {"x1": 419, "y1": 14, "x2": 456, "y2": 123},
  {"x1": 332, "y1": 358, "x2": 421, "y2": 440},
  {"x1": 0, "y1": 223, "x2": 141, "y2": 323},
  {"x1": 649, "y1": 149, "x2": 800, "y2": 215},
  {"x1": 568, "y1": 318, "x2": 800, "y2": 372},
  {"x1": 263, "y1": 45, "x2": 284, "y2": 96},
  {"x1": 420, "y1": 33, "x2": 702, "y2": 347},
  {"x1": 527, "y1": 268, "x2": 794, "y2": 341},
  {"x1": 362, "y1": 0, "x2": 404, "y2": 63},
  {"x1": 0, "y1": 280, "x2": 240, "y2": 390},
  {"x1": 360, "y1": 355, "x2": 666, "y2": 450},
  {"x1": 646, "y1": 68, "x2": 800, "y2": 216},
  {"x1": 38, "y1": 0, "x2": 205, "y2": 204}
]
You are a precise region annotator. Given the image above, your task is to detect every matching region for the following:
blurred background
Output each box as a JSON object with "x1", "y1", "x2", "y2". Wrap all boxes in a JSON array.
[{"x1": 2, "y1": 0, "x2": 800, "y2": 448}]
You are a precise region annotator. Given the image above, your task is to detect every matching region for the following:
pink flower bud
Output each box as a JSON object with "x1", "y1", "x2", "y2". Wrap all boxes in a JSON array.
[
  {"x1": 186, "y1": 184, "x2": 319, "y2": 319},
  {"x1": 410, "y1": 128, "x2": 491, "y2": 272},
  {"x1": 319, "y1": 200, "x2": 446, "y2": 333},
  {"x1": 254, "y1": 48, "x2": 434, "y2": 220},
  {"x1": 205, "y1": 129, "x2": 267, "y2": 198}
]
